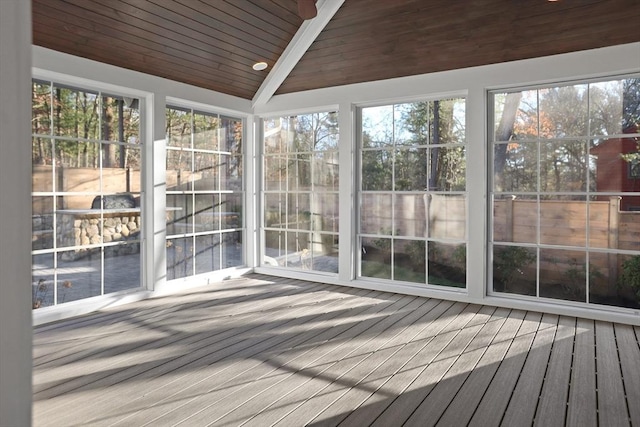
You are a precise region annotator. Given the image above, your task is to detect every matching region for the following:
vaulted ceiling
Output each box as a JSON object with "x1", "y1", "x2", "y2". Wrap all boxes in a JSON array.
[{"x1": 32, "y1": 0, "x2": 640, "y2": 103}]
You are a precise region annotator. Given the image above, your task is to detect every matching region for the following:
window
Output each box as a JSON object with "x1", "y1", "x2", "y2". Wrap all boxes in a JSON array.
[
  {"x1": 262, "y1": 112, "x2": 339, "y2": 272},
  {"x1": 165, "y1": 106, "x2": 244, "y2": 280},
  {"x1": 490, "y1": 77, "x2": 640, "y2": 309},
  {"x1": 358, "y1": 98, "x2": 467, "y2": 287},
  {"x1": 31, "y1": 80, "x2": 141, "y2": 309}
]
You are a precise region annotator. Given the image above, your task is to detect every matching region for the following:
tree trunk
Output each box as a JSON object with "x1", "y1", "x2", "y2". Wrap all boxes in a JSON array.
[{"x1": 493, "y1": 92, "x2": 523, "y2": 192}]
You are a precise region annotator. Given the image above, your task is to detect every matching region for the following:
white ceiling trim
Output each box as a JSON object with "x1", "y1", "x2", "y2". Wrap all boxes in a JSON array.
[{"x1": 251, "y1": 0, "x2": 344, "y2": 109}]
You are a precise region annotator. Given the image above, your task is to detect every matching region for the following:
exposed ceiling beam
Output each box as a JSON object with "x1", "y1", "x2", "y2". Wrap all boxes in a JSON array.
[{"x1": 251, "y1": 0, "x2": 344, "y2": 108}]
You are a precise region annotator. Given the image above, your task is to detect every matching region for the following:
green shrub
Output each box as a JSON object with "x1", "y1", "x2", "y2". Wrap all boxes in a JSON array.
[{"x1": 619, "y1": 255, "x2": 640, "y2": 299}]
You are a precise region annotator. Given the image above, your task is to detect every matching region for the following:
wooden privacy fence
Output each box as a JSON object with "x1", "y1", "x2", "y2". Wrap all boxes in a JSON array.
[
  {"x1": 494, "y1": 196, "x2": 640, "y2": 290},
  {"x1": 493, "y1": 197, "x2": 640, "y2": 252}
]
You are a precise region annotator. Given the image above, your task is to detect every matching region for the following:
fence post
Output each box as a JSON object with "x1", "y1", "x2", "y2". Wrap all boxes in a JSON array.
[
  {"x1": 608, "y1": 196, "x2": 621, "y2": 285},
  {"x1": 505, "y1": 196, "x2": 514, "y2": 242}
]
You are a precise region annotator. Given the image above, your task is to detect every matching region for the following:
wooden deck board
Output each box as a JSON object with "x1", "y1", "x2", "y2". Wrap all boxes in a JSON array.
[
  {"x1": 32, "y1": 274, "x2": 640, "y2": 427},
  {"x1": 596, "y1": 321, "x2": 631, "y2": 426},
  {"x1": 566, "y1": 318, "x2": 597, "y2": 427}
]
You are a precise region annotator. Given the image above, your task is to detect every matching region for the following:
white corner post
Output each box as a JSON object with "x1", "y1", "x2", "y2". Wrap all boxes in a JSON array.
[
  {"x1": 0, "y1": 0, "x2": 33, "y2": 425},
  {"x1": 146, "y1": 93, "x2": 168, "y2": 293},
  {"x1": 338, "y1": 102, "x2": 356, "y2": 282}
]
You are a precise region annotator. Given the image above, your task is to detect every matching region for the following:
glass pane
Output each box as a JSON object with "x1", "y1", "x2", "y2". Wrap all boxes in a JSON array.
[
  {"x1": 104, "y1": 242, "x2": 140, "y2": 293},
  {"x1": 220, "y1": 193, "x2": 242, "y2": 229},
  {"x1": 57, "y1": 196, "x2": 101, "y2": 249},
  {"x1": 493, "y1": 141, "x2": 537, "y2": 192},
  {"x1": 309, "y1": 233, "x2": 338, "y2": 273},
  {"x1": 588, "y1": 199, "x2": 613, "y2": 249},
  {"x1": 428, "y1": 241, "x2": 466, "y2": 288},
  {"x1": 166, "y1": 108, "x2": 192, "y2": 148},
  {"x1": 55, "y1": 140, "x2": 101, "y2": 192},
  {"x1": 539, "y1": 84, "x2": 588, "y2": 138},
  {"x1": 221, "y1": 231, "x2": 243, "y2": 269},
  {"x1": 193, "y1": 111, "x2": 219, "y2": 150},
  {"x1": 362, "y1": 150, "x2": 393, "y2": 191},
  {"x1": 166, "y1": 237, "x2": 193, "y2": 280},
  {"x1": 312, "y1": 193, "x2": 338, "y2": 233},
  {"x1": 57, "y1": 249, "x2": 102, "y2": 303},
  {"x1": 264, "y1": 230, "x2": 286, "y2": 266},
  {"x1": 102, "y1": 211, "x2": 139, "y2": 244},
  {"x1": 220, "y1": 116, "x2": 242, "y2": 153},
  {"x1": 540, "y1": 140, "x2": 587, "y2": 192},
  {"x1": 590, "y1": 137, "x2": 640, "y2": 203},
  {"x1": 195, "y1": 234, "x2": 220, "y2": 274},
  {"x1": 539, "y1": 248, "x2": 586, "y2": 302},
  {"x1": 264, "y1": 118, "x2": 283, "y2": 154},
  {"x1": 431, "y1": 98, "x2": 466, "y2": 145},
  {"x1": 493, "y1": 195, "x2": 537, "y2": 244},
  {"x1": 291, "y1": 114, "x2": 314, "y2": 152},
  {"x1": 428, "y1": 194, "x2": 466, "y2": 240},
  {"x1": 394, "y1": 239, "x2": 425, "y2": 284},
  {"x1": 394, "y1": 148, "x2": 428, "y2": 191},
  {"x1": 265, "y1": 193, "x2": 286, "y2": 228},
  {"x1": 588, "y1": 251, "x2": 640, "y2": 309},
  {"x1": 220, "y1": 154, "x2": 243, "y2": 191},
  {"x1": 493, "y1": 91, "x2": 538, "y2": 142},
  {"x1": 194, "y1": 194, "x2": 218, "y2": 232},
  {"x1": 362, "y1": 105, "x2": 393, "y2": 148},
  {"x1": 428, "y1": 146, "x2": 466, "y2": 191},
  {"x1": 264, "y1": 155, "x2": 287, "y2": 191},
  {"x1": 166, "y1": 194, "x2": 192, "y2": 236},
  {"x1": 590, "y1": 78, "x2": 640, "y2": 136},
  {"x1": 394, "y1": 102, "x2": 428, "y2": 146},
  {"x1": 32, "y1": 253, "x2": 54, "y2": 309},
  {"x1": 360, "y1": 193, "x2": 392, "y2": 235},
  {"x1": 540, "y1": 196, "x2": 586, "y2": 247},
  {"x1": 53, "y1": 86, "x2": 100, "y2": 139},
  {"x1": 193, "y1": 152, "x2": 218, "y2": 189},
  {"x1": 315, "y1": 112, "x2": 339, "y2": 151},
  {"x1": 312, "y1": 151, "x2": 339, "y2": 190},
  {"x1": 600, "y1": 253, "x2": 640, "y2": 309},
  {"x1": 361, "y1": 236, "x2": 391, "y2": 279},
  {"x1": 287, "y1": 192, "x2": 310, "y2": 231},
  {"x1": 167, "y1": 149, "x2": 192, "y2": 191},
  {"x1": 32, "y1": 80, "x2": 51, "y2": 135},
  {"x1": 288, "y1": 155, "x2": 311, "y2": 191},
  {"x1": 103, "y1": 149, "x2": 141, "y2": 193},
  {"x1": 32, "y1": 137, "x2": 53, "y2": 175},
  {"x1": 102, "y1": 97, "x2": 131, "y2": 143},
  {"x1": 395, "y1": 194, "x2": 426, "y2": 238},
  {"x1": 286, "y1": 231, "x2": 310, "y2": 268},
  {"x1": 492, "y1": 245, "x2": 536, "y2": 295},
  {"x1": 32, "y1": 196, "x2": 54, "y2": 251}
]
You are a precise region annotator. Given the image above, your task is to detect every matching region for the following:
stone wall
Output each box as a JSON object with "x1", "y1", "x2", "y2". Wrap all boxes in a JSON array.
[{"x1": 56, "y1": 210, "x2": 141, "y2": 260}]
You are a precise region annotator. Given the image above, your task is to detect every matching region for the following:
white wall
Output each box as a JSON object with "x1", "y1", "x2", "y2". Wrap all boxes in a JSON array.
[
  {"x1": 0, "y1": 1, "x2": 33, "y2": 425},
  {"x1": 255, "y1": 42, "x2": 640, "y2": 325}
]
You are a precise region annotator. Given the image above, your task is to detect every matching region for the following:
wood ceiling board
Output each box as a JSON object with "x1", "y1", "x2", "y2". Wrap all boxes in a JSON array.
[
  {"x1": 32, "y1": 15, "x2": 258, "y2": 98},
  {"x1": 276, "y1": 0, "x2": 640, "y2": 95},
  {"x1": 31, "y1": 0, "x2": 640, "y2": 101},
  {"x1": 34, "y1": 1, "x2": 264, "y2": 80},
  {"x1": 32, "y1": 0, "x2": 303, "y2": 99}
]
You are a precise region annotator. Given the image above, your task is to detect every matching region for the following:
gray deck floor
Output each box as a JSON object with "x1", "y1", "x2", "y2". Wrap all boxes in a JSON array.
[{"x1": 33, "y1": 274, "x2": 640, "y2": 426}]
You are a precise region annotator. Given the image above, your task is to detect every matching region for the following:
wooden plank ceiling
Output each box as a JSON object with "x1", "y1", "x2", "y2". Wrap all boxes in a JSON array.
[{"x1": 32, "y1": 0, "x2": 640, "y2": 101}]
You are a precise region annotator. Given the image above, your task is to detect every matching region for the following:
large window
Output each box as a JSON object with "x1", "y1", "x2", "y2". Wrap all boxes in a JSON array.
[
  {"x1": 31, "y1": 80, "x2": 141, "y2": 309},
  {"x1": 165, "y1": 107, "x2": 244, "y2": 280},
  {"x1": 358, "y1": 99, "x2": 467, "y2": 287},
  {"x1": 262, "y1": 112, "x2": 339, "y2": 272},
  {"x1": 490, "y1": 77, "x2": 640, "y2": 309}
]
